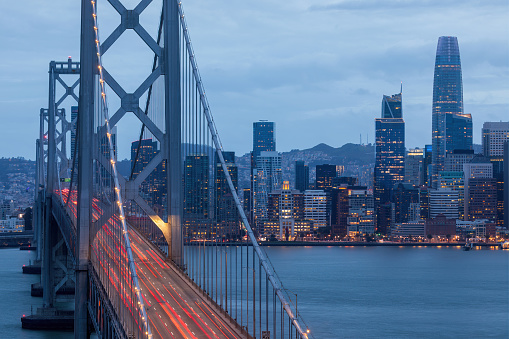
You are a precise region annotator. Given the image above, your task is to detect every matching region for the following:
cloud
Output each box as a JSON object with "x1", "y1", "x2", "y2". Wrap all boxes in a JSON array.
[{"x1": 309, "y1": 0, "x2": 507, "y2": 11}]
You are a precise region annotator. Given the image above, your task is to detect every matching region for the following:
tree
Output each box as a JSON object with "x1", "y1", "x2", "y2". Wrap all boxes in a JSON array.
[
  {"x1": 427, "y1": 234, "x2": 433, "y2": 243},
  {"x1": 446, "y1": 234, "x2": 451, "y2": 243}
]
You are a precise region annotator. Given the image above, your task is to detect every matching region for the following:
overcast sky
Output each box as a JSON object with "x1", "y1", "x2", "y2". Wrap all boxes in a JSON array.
[{"x1": 1, "y1": 0, "x2": 508, "y2": 160}]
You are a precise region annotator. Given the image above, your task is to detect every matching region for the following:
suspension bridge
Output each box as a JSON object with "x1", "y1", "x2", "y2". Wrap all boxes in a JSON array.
[{"x1": 27, "y1": 1, "x2": 312, "y2": 338}]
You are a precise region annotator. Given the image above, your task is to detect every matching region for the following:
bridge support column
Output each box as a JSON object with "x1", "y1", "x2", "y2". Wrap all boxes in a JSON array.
[
  {"x1": 75, "y1": 0, "x2": 95, "y2": 337},
  {"x1": 42, "y1": 59, "x2": 57, "y2": 309},
  {"x1": 164, "y1": 0, "x2": 182, "y2": 266}
]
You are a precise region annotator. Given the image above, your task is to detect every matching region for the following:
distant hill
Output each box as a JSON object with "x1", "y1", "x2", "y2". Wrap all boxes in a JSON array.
[{"x1": 284, "y1": 143, "x2": 375, "y2": 166}]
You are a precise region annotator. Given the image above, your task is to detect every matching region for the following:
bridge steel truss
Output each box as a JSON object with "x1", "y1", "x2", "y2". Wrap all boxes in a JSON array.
[
  {"x1": 33, "y1": 57, "x2": 80, "y2": 311},
  {"x1": 33, "y1": 0, "x2": 314, "y2": 338}
]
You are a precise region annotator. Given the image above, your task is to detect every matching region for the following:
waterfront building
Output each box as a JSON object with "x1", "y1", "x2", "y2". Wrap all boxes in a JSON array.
[
  {"x1": 252, "y1": 151, "x2": 282, "y2": 231},
  {"x1": 425, "y1": 214, "x2": 456, "y2": 237},
  {"x1": 391, "y1": 221, "x2": 426, "y2": 237},
  {"x1": 431, "y1": 36, "x2": 472, "y2": 188},
  {"x1": 438, "y1": 171, "x2": 465, "y2": 219},
  {"x1": 0, "y1": 216, "x2": 24, "y2": 232},
  {"x1": 295, "y1": 161, "x2": 309, "y2": 192},
  {"x1": 467, "y1": 178, "x2": 497, "y2": 222},
  {"x1": 429, "y1": 189, "x2": 459, "y2": 219},
  {"x1": 374, "y1": 90, "x2": 405, "y2": 234},
  {"x1": 347, "y1": 187, "x2": 375, "y2": 236},
  {"x1": 405, "y1": 148, "x2": 424, "y2": 186},
  {"x1": 463, "y1": 156, "x2": 493, "y2": 220},
  {"x1": 456, "y1": 219, "x2": 496, "y2": 239},
  {"x1": 304, "y1": 190, "x2": 327, "y2": 229},
  {"x1": 265, "y1": 181, "x2": 311, "y2": 240},
  {"x1": 330, "y1": 186, "x2": 349, "y2": 237},
  {"x1": 391, "y1": 183, "x2": 420, "y2": 225},
  {"x1": 215, "y1": 152, "x2": 239, "y2": 238}
]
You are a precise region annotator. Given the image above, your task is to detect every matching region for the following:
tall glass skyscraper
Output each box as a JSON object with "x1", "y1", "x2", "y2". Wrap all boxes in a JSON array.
[
  {"x1": 374, "y1": 91, "x2": 405, "y2": 234},
  {"x1": 431, "y1": 36, "x2": 472, "y2": 188},
  {"x1": 253, "y1": 121, "x2": 275, "y2": 157}
]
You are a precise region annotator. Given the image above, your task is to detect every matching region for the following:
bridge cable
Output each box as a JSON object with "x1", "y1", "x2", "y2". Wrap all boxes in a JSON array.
[{"x1": 90, "y1": 1, "x2": 152, "y2": 338}]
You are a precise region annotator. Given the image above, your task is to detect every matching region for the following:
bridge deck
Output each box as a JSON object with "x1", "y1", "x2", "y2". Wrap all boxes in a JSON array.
[{"x1": 129, "y1": 229, "x2": 244, "y2": 339}]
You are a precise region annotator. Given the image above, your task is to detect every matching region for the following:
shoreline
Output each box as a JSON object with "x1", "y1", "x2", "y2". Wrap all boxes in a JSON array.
[{"x1": 183, "y1": 241, "x2": 503, "y2": 248}]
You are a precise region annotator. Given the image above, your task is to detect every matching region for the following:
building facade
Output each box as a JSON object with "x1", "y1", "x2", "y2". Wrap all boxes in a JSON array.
[
  {"x1": 374, "y1": 91, "x2": 405, "y2": 234},
  {"x1": 431, "y1": 36, "x2": 472, "y2": 188}
]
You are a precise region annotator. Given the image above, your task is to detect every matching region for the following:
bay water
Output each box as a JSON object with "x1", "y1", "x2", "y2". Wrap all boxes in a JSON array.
[{"x1": 1, "y1": 246, "x2": 507, "y2": 338}]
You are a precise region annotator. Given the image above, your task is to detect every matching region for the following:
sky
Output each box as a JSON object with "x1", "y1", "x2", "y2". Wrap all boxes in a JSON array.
[{"x1": 1, "y1": 0, "x2": 508, "y2": 160}]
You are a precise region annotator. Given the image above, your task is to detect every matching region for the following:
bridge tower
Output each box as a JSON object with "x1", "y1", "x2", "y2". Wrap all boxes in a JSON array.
[{"x1": 75, "y1": 0, "x2": 182, "y2": 335}]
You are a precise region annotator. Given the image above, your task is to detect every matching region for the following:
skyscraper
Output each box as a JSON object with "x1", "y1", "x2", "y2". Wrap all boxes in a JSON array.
[
  {"x1": 251, "y1": 121, "x2": 278, "y2": 231},
  {"x1": 184, "y1": 154, "x2": 209, "y2": 219},
  {"x1": 482, "y1": 122, "x2": 509, "y2": 157},
  {"x1": 130, "y1": 139, "x2": 165, "y2": 206},
  {"x1": 253, "y1": 121, "x2": 275, "y2": 157},
  {"x1": 215, "y1": 152, "x2": 239, "y2": 237},
  {"x1": 431, "y1": 36, "x2": 472, "y2": 188},
  {"x1": 315, "y1": 164, "x2": 337, "y2": 190},
  {"x1": 295, "y1": 161, "x2": 309, "y2": 192},
  {"x1": 252, "y1": 151, "x2": 282, "y2": 234},
  {"x1": 374, "y1": 90, "x2": 405, "y2": 234}
]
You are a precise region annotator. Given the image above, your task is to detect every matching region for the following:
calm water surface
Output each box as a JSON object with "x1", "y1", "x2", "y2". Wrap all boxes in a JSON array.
[
  {"x1": 1, "y1": 246, "x2": 507, "y2": 338},
  {"x1": 264, "y1": 246, "x2": 509, "y2": 338}
]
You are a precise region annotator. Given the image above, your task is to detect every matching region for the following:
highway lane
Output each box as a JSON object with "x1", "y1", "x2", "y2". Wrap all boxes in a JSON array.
[
  {"x1": 129, "y1": 230, "x2": 242, "y2": 339},
  {"x1": 59, "y1": 188, "x2": 242, "y2": 338}
]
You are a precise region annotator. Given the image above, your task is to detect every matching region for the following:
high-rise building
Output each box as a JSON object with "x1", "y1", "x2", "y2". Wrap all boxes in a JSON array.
[
  {"x1": 438, "y1": 171, "x2": 465, "y2": 219},
  {"x1": 431, "y1": 36, "x2": 472, "y2": 188},
  {"x1": 316, "y1": 164, "x2": 337, "y2": 190},
  {"x1": 429, "y1": 189, "x2": 459, "y2": 219},
  {"x1": 467, "y1": 178, "x2": 497, "y2": 222},
  {"x1": 347, "y1": 187, "x2": 375, "y2": 236},
  {"x1": 391, "y1": 183, "x2": 420, "y2": 225},
  {"x1": 251, "y1": 121, "x2": 278, "y2": 233},
  {"x1": 445, "y1": 149, "x2": 475, "y2": 172},
  {"x1": 252, "y1": 151, "x2": 282, "y2": 233},
  {"x1": 130, "y1": 138, "x2": 165, "y2": 206},
  {"x1": 482, "y1": 122, "x2": 509, "y2": 157},
  {"x1": 374, "y1": 90, "x2": 405, "y2": 234},
  {"x1": 423, "y1": 144, "x2": 433, "y2": 186},
  {"x1": 253, "y1": 121, "x2": 275, "y2": 157},
  {"x1": 215, "y1": 152, "x2": 239, "y2": 237},
  {"x1": 266, "y1": 181, "x2": 310, "y2": 240},
  {"x1": 419, "y1": 186, "x2": 430, "y2": 220},
  {"x1": 463, "y1": 156, "x2": 493, "y2": 220},
  {"x1": 405, "y1": 148, "x2": 424, "y2": 186},
  {"x1": 504, "y1": 141, "x2": 508, "y2": 229},
  {"x1": 382, "y1": 92, "x2": 402, "y2": 118},
  {"x1": 330, "y1": 186, "x2": 350, "y2": 237},
  {"x1": 184, "y1": 154, "x2": 209, "y2": 219},
  {"x1": 295, "y1": 161, "x2": 309, "y2": 192},
  {"x1": 304, "y1": 190, "x2": 327, "y2": 229}
]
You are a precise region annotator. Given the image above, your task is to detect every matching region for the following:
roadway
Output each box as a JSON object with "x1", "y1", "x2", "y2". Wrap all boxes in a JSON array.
[
  {"x1": 129, "y1": 230, "x2": 242, "y2": 339},
  {"x1": 58, "y1": 188, "x2": 242, "y2": 339}
]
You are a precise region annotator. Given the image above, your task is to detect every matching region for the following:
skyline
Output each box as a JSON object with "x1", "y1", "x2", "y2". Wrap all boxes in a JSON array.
[{"x1": 1, "y1": 0, "x2": 508, "y2": 160}]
